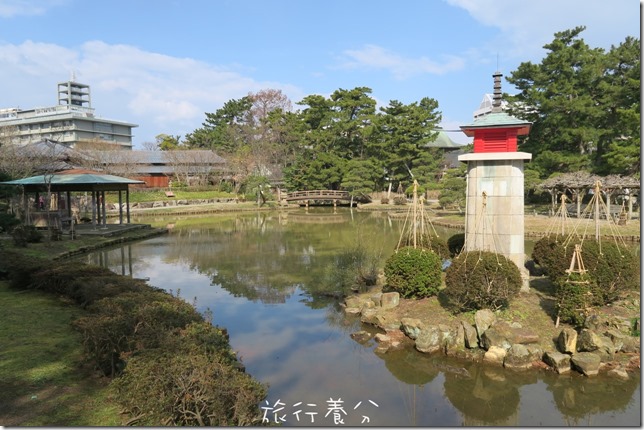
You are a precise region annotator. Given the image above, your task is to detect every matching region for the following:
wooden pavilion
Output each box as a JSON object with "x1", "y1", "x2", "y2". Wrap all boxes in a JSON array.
[{"x1": 0, "y1": 169, "x2": 144, "y2": 230}]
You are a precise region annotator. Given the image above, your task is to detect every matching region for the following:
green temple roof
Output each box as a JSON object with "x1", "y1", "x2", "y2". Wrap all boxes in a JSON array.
[{"x1": 460, "y1": 111, "x2": 531, "y2": 137}]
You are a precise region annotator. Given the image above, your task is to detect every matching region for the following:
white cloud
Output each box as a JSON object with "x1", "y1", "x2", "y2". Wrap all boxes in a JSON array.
[
  {"x1": 446, "y1": 0, "x2": 639, "y2": 61},
  {"x1": 338, "y1": 44, "x2": 465, "y2": 80},
  {"x1": 0, "y1": 0, "x2": 67, "y2": 18},
  {"x1": 0, "y1": 39, "x2": 303, "y2": 145}
]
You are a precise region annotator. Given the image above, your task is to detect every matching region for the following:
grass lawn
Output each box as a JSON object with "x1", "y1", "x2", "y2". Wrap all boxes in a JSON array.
[{"x1": 0, "y1": 281, "x2": 121, "y2": 426}]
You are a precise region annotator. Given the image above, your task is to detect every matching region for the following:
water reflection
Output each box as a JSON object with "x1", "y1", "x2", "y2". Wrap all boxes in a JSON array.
[{"x1": 77, "y1": 209, "x2": 640, "y2": 426}]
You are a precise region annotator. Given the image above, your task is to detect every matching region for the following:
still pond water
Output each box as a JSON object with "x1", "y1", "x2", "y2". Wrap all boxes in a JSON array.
[{"x1": 78, "y1": 208, "x2": 640, "y2": 426}]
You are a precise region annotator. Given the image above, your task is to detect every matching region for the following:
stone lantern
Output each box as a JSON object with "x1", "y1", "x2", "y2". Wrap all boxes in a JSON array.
[{"x1": 458, "y1": 71, "x2": 532, "y2": 290}]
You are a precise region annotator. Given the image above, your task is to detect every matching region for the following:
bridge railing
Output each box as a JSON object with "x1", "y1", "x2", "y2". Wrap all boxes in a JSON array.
[{"x1": 285, "y1": 190, "x2": 350, "y2": 200}]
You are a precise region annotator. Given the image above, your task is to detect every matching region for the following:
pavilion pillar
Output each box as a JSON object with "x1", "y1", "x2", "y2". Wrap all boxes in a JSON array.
[
  {"x1": 118, "y1": 190, "x2": 124, "y2": 224},
  {"x1": 66, "y1": 191, "x2": 71, "y2": 220},
  {"x1": 126, "y1": 188, "x2": 131, "y2": 224},
  {"x1": 91, "y1": 191, "x2": 97, "y2": 229},
  {"x1": 101, "y1": 190, "x2": 107, "y2": 229}
]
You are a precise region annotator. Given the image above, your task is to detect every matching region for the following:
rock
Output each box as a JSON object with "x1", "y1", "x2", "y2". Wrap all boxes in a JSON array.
[
  {"x1": 577, "y1": 329, "x2": 615, "y2": 361},
  {"x1": 374, "y1": 333, "x2": 390, "y2": 343},
  {"x1": 462, "y1": 320, "x2": 479, "y2": 349},
  {"x1": 504, "y1": 344, "x2": 533, "y2": 370},
  {"x1": 474, "y1": 309, "x2": 496, "y2": 338},
  {"x1": 525, "y1": 344, "x2": 544, "y2": 362},
  {"x1": 400, "y1": 318, "x2": 425, "y2": 340},
  {"x1": 557, "y1": 327, "x2": 578, "y2": 354},
  {"x1": 511, "y1": 326, "x2": 540, "y2": 344},
  {"x1": 570, "y1": 352, "x2": 601, "y2": 376},
  {"x1": 344, "y1": 307, "x2": 361, "y2": 315},
  {"x1": 483, "y1": 345, "x2": 506, "y2": 365},
  {"x1": 437, "y1": 324, "x2": 453, "y2": 346},
  {"x1": 360, "y1": 308, "x2": 378, "y2": 325},
  {"x1": 543, "y1": 351, "x2": 571, "y2": 374},
  {"x1": 603, "y1": 328, "x2": 626, "y2": 352},
  {"x1": 480, "y1": 321, "x2": 513, "y2": 351},
  {"x1": 361, "y1": 300, "x2": 375, "y2": 310},
  {"x1": 607, "y1": 366, "x2": 630, "y2": 380},
  {"x1": 350, "y1": 330, "x2": 372, "y2": 344},
  {"x1": 415, "y1": 326, "x2": 443, "y2": 354},
  {"x1": 620, "y1": 336, "x2": 640, "y2": 353},
  {"x1": 374, "y1": 313, "x2": 400, "y2": 331},
  {"x1": 444, "y1": 323, "x2": 465, "y2": 356},
  {"x1": 345, "y1": 296, "x2": 363, "y2": 309},
  {"x1": 380, "y1": 292, "x2": 400, "y2": 309},
  {"x1": 370, "y1": 293, "x2": 382, "y2": 307}
]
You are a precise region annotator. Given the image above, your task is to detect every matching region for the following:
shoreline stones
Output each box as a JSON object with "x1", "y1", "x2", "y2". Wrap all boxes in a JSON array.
[{"x1": 343, "y1": 292, "x2": 640, "y2": 379}]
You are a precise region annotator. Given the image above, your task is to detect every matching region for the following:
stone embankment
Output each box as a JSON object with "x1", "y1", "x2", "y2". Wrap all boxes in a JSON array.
[
  {"x1": 108, "y1": 198, "x2": 240, "y2": 211},
  {"x1": 344, "y1": 292, "x2": 640, "y2": 379}
]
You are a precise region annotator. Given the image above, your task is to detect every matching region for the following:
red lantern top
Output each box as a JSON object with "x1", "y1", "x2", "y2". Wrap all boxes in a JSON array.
[{"x1": 460, "y1": 71, "x2": 531, "y2": 153}]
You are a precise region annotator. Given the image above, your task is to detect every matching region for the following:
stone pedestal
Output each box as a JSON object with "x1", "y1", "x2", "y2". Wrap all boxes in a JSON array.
[{"x1": 458, "y1": 152, "x2": 532, "y2": 291}]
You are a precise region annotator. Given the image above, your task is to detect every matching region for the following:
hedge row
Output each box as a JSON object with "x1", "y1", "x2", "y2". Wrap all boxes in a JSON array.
[
  {"x1": 0, "y1": 250, "x2": 267, "y2": 426},
  {"x1": 532, "y1": 236, "x2": 640, "y2": 325}
]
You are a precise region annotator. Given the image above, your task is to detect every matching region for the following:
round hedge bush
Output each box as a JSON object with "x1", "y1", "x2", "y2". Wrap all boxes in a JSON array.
[
  {"x1": 532, "y1": 236, "x2": 640, "y2": 305},
  {"x1": 399, "y1": 234, "x2": 450, "y2": 260},
  {"x1": 554, "y1": 272, "x2": 599, "y2": 327},
  {"x1": 447, "y1": 233, "x2": 465, "y2": 257},
  {"x1": 384, "y1": 247, "x2": 442, "y2": 299},
  {"x1": 443, "y1": 251, "x2": 522, "y2": 313}
]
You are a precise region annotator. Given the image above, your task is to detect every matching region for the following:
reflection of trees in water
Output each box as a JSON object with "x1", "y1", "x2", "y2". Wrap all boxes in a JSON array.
[
  {"x1": 543, "y1": 370, "x2": 640, "y2": 425},
  {"x1": 376, "y1": 348, "x2": 439, "y2": 385},
  {"x1": 78, "y1": 243, "x2": 151, "y2": 277},
  {"x1": 443, "y1": 362, "x2": 529, "y2": 425},
  {"x1": 161, "y1": 212, "x2": 376, "y2": 304}
]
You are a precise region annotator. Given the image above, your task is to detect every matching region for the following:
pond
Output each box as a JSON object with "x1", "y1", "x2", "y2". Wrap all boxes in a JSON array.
[{"x1": 76, "y1": 208, "x2": 640, "y2": 426}]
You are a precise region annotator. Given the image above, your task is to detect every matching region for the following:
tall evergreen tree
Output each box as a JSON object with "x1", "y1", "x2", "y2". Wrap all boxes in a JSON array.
[{"x1": 506, "y1": 26, "x2": 640, "y2": 177}]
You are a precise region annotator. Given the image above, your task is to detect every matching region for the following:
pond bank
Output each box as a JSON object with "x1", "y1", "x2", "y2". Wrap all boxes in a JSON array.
[{"x1": 343, "y1": 287, "x2": 640, "y2": 380}]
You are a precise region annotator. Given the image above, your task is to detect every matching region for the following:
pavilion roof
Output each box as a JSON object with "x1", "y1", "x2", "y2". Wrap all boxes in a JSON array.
[
  {"x1": 0, "y1": 171, "x2": 144, "y2": 186},
  {"x1": 460, "y1": 112, "x2": 531, "y2": 136}
]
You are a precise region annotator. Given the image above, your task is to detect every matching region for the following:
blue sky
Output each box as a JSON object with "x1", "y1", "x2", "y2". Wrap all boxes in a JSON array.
[{"x1": 0, "y1": 0, "x2": 639, "y2": 147}]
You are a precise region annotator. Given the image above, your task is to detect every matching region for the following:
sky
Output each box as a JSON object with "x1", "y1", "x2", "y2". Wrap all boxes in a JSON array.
[{"x1": 0, "y1": 0, "x2": 640, "y2": 148}]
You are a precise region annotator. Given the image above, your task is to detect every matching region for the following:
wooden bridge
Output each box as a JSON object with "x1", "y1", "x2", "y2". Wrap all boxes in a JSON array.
[
  {"x1": 283, "y1": 190, "x2": 375, "y2": 207},
  {"x1": 285, "y1": 190, "x2": 351, "y2": 203}
]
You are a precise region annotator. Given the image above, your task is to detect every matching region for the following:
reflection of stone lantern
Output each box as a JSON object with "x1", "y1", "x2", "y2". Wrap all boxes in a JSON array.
[{"x1": 458, "y1": 71, "x2": 532, "y2": 290}]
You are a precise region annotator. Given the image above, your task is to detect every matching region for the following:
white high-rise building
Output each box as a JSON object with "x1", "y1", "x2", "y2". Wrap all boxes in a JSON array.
[{"x1": 0, "y1": 79, "x2": 137, "y2": 149}]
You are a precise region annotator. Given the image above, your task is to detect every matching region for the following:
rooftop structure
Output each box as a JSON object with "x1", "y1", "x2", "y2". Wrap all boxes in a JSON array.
[
  {"x1": 461, "y1": 72, "x2": 531, "y2": 153},
  {"x1": 0, "y1": 79, "x2": 137, "y2": 149}
]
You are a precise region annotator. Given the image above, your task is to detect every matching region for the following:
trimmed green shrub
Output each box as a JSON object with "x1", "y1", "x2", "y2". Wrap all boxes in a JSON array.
[
  {"x1": 393, "y1": 196, "x2": 407, "y2": 205},
  {"x1": 10, "y1": 224, "x2": 43, "y2": 246},
  {"x1": 73, "y1": 290, "x2": 203, "y2": 376},
  {"x1": 0, "y1": 250, "x2": 51, "y2": 288},
  {"x1": 554, "y1": 272, "x2": 598, "y2": 327},
  {"x1": 532, "y1": 236, "x2": 640, "y2": 305},
  {"x1": 443, "y1": 251, "x2": 522, "y2": 313},
  {"x1": 400, "y1": 234, "x2": 450, "y2": 260},
  {"x1": 531, "y1": 235, "x2": 568, "y2": 279},
  {"x1": 0, "y1": 212, "x2": 20, "y2": 233},
  {"x1": 384, "y1": 246, "x2": 442, "y2": 298},
  {"x1": 447, "y1": 233, "x2": 465, "y2": 257},
  {"x1": 579, "y1": 240, "x2": 640, "y2": 303},
  {"x1": 111, "y1": 346, "x2": 267, "y2": 426},
  {"x1": 28, "y1": 262, "x2": 150, "y2": 307}
]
